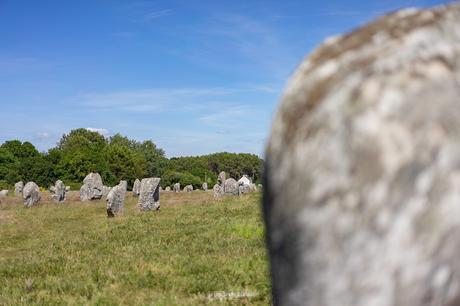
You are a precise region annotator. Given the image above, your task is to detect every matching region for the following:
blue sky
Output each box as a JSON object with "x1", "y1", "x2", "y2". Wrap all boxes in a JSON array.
[{"x1": 0, "y1": 0, "x2": 449, "y2": 157}]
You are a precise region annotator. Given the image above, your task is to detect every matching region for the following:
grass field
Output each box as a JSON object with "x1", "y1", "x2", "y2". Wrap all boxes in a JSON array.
[{"x1": 0, "y1": 191, "x2": 270, "y2": 305}]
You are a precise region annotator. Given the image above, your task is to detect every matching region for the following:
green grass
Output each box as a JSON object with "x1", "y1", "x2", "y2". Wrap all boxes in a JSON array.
[{"x1": 0, "y1": 192, "x2": 270, "y2": 305}]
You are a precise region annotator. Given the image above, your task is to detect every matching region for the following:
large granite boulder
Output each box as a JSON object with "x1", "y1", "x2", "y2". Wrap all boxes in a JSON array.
[
  {"x1": 80, "y1": 172, "x2": 103, "y2": 201},
  {"x1": 183, "y1": 185, "x2": 193, "y2": 192},
  {"x1": 133, "y1": 179, "x2": 141, "y2": 197},
  {"x1": 107, "y1": 180, "x2": 127, "y2": 217},
  {"x1": 23, "y1": 182, "x2": 41, "y2": 207},
  {"x1": 138, "y1": 178, "x2": 161, "y2": 211},
  {"x1": 102, "y1": 186, "x2": 111, "y2": 198},
  {"x1": 264, "y1": 3, "x2": 460, "y2": 306},
  {"x1": 224, "y1": 178, "x2": 239, "y2": 196},
  {"x1": 14, "y1": 181, "x2": 23, "y2": 196},
  {"x1": 173, "y1": 183, "x2": 180, "y2": 193},
  {"x1": 213, "y1": 184, "x2": 224, "y2": 198},
  {"x1": 202, "y1": 182, "x2": 208, "y2": 191},
  {"x1": 51, "y1": 180, "x2": 66, "y2": 203},
  {"x1": 238, "y1": 184, "x2": 251, "y2": 195}
]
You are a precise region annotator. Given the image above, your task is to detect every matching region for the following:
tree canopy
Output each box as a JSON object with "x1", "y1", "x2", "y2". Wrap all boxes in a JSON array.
[{"x1": 0, "y1": 129, "x2": 263, "y2": 190}]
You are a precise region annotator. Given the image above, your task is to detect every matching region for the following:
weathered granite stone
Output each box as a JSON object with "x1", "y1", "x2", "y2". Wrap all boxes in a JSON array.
[
  {"x1": 213, "y1": 184, "x2": 224, "y2": 198},
  {"x1": 183, "y1": 185, "x2": 193, "y2": 192},
  {"x1": 102, "y1": 186, "x2": 112, "y2": 198},
  {"x1": 51, "y1": 180, "x2": 66, "y2": 203},
  {"x1": 23, "y1": 182, "x2": 41, "y2": 207},
  {"x1": 133, "y1": 179, "x2": 141, "y2": 197},
  {"x1": 224, "y1": 178, "x2": 239, "y2": 196},
  {"x1": 0, "y1": 190, "x2": 8, "y2": 197},
  {"x1": 173, "y1": 183, "x2": 180, "y2": 193},
  {"x1": 14, "y1": 181, "x2": 23, "y2": 196},
  {"x1": 107, "y1": 180, "x2": 127, "y2": 217},
  {"x1": 239, "y1": 184, "x2": 251, "y2": 195},
  {"x1": 264, "y1": 3, "x2": 460, "y2": 306},
  {"x1": 165, "y1": 186, "x2": 171, "y2": 191},
  {"x1": 138, "y1": 178, "x2": 161, "y2": 211},
  {"x1": 218, "y1": 171, "x2": 226, "y2": 185},
  {"x1": 80, "y1": 173, "x2": 103, "y2": 201},
  {"x1": 202, "y1": 182, "x2": 208, "y2": 191},
  {"x1": 159, "y1": 186, "x2": 163, "y2": 192}
]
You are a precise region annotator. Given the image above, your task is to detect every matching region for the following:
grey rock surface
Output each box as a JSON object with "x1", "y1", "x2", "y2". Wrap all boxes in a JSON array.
[
  {"x1": 165, "y1": 186, "x2": 171, "y2": 191},
  {"x1": 107, "y1": 180, "x2": 127, "y2": 217},
  {"x1": 173, "y1": 183, "x2": 180, "y2": 193},
  {"x1": 138, "y1": 178, "x2": 161, "y2": 211},
  {"x1": 213, "y1": 184, "x2": 224, "y2": 198},
  {"x1": 23, "y1": 182, "x2": 41, "y2": 207},
  {"x1": 51, "y1": 180, "x2": 66, "y2": 203},
  {"x1": 224, "y1": 178, "x2": 239, "y2": 196},
  {"x1": 202, "y1": 182, "x2": 208, "y2": 191},
  {"x1": 14, "y1": 181, "x2": 23, "y2": 196},
  {"x1": 80, "y1": 172, "x2": 103, "y2": 201},
  {"x1": 102, "y1": 186, "x2": 112, "y2": 198},
  {"x1": 184, "y1": 185, "x2": 193, "y2": 192},
  {"x1": 133, "y1": 179, "x2": 141, "y2": 197},
  {"x1": 0, "y1": 190, "x2": 8, "y2": 197},
  {"x1": 239, "y1": 184, "x2": 251, "y2": 195},
  {"x1": 264, "y1": 3, "x2": 460, "y2": 306},
  {"x1": 218, "y1": 171, "x2": 226, "y2": 185}
]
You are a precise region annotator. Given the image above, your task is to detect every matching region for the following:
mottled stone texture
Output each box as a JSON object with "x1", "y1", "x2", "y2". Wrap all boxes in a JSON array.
[
  {"x1": 165, "y1": 186, "x2": 171, "y2": 191},
  {"x1": 264, "y1": 3, "x2": 460, "y2": 306},
  {"x1": 218, "y1": 171, "x2": 226, "y2": 185},
  {"x1": 173, "y1": 183, "x2": 180, "y2": 193},
  {"x1": 14, "y1": 181, "x2": 23, "y2": 196},
  {"x1": 133, "y1": 179, "x2": 141, "y2": 197},
  {"x1": 107, "y1": 180, "x2": 127, "y2": 217},
  {"x1": 0, "y1": 190, "x2": 8, "y2": 197},
  {"x1": 80, "y1": 173, "x2": 103, "y2": 201},
  {"x1": 224, "y1": 178, "x2": 239, "y2": 196},
  {"x1": 202, "y1": 182, "x2": 208, "y2": 191},
  {"x1": 138, "y1": 178, "x2": 161, "y2": 211},
  {"x1": 213, "y1": 184, "x2": 224, "y2": 198},
  {"x1": 23, "y1": 182, "x2": 41, "y2": 207},
  {"x1": 51, "y1": 180, "x2": 66, "y2": 203},
  {"x1": 184, "y1": 185, "x2": 193, "y2": 192}
]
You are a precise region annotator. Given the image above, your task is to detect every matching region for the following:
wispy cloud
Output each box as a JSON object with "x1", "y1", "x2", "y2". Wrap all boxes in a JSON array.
[
  {"x1": 143, "y1": 9, "x2": 172, "y2": 21},
  {"x1": 86, "y1": 127, "x2": 109, "y2": 135}
]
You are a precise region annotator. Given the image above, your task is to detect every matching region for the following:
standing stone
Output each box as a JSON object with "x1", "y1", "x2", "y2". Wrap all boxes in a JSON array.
[
  {"x1": 0, "y1": 190, "x2": 8, "y2": 197},
  {"x1": 202, "y1": 182, "x2": 208, "y2": 191},
  {"x1": 264, "y1": 3, "x2": 460, "y2": 306},
  {"x1": 23, "y1": 182, "x2": 41, "y2": 207},
  {"x1": 184, "y1": 185, "x2": 193, "y2": 192},
  {"x1": 213, "y1": 184, "x2": 224, "y2": 198},
  {"x1": 80, "y1": 172, "x2": 103, "y2": 201},
  {"x1": 138, "y1": 178, "x2": 161, "y2": 211},
  {"x1": 51, "y1": 180, "x2": 66, "y2": 203},
  {"x1": 14, "y1": 181, "x2": 23, "y2": 196},
  {"x1": 165, "y1": 186, "x2": 171, "y2": 192},
  {"x1": 224, "y1": 178, "x2": 239, "y2": 196},
  {"x1": 239, "y1": 184, "x2": 251, "y2": 195},
  {"x1": 218, "y1": 171, "x2": 226, "y2": 185},
  {"x1": 173, "y1": 183, "x2": 180, "y2": 193},
  {"x1": 102, "y1": 186, "x2": 112, "y2": 198},
  {"x1": 133, "y1": 179, "x2": 141, "y2": 197},
  {"x1": 159, "y1": 186, "x2": 163, "y2": 192},
  {"x1": 107, "y1": 180, "x2": 127, "y2": 217}
]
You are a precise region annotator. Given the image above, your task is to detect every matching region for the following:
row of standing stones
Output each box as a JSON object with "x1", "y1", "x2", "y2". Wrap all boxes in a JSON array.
[
  {"x1": 2, "y1": 171, "x2": 260, "y2": 217},
  {"x1": 264, "y1": 2, "x2": 460, "y2": 306}
]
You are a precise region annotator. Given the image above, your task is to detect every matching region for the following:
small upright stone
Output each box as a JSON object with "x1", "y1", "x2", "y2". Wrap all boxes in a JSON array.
[
  {"x1": 80, "y1": 172, "x2": 103, "y2": 201},
  {"x1": 202, "y1": 182, "x2": 208, "y2": 191},
  {"x1": 165, "y1": 186, "x2": 171, "y2": 191},
  {"x1": 14, "y1": 181, "x2": 23, "y2": 196},
  {"x1": 218, "y1": 171, "x2": 226, "y2": 185},
  {"x1": 51, "y1": 180, "x2": 66, "y2": 203},
  {"x1": 224, "y1": 178, "x2": 239, "y2": 196},
  {"x1": 0, "y1": 190, "x2": 8, "y2": 197},
  {"x1": 213, "y1": 184, "x2": 224, "y2": 198},
  {"x1": 133, "y1": 179, "x2": 141, "y2": 197},
  {"x1": 173, "y1": 183, "x2": 180, "y2": 193},
  {"x1": 23, "y1": 182, "x2": 41, "y2": 207},
  {"x1": 184, "y1": 185, "x2": 193, "y2": 192},
  {"x1": 107, "y1": 180, "x2": 127, "y2": 217},
  {"x1": 138, "y1": 178, "x2": 161, "y2": 211}
]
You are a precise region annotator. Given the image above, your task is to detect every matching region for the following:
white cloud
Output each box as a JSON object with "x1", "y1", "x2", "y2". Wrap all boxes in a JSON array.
[
  {"x1": 36, "y1": 132, "x2": 50, "y2": 140},
  {"x1": 143, "y1": 9, "x2": 172, "y2": 21},
  {"x1": 86, "y1": 127, "x2": 109, "y2": 135}
]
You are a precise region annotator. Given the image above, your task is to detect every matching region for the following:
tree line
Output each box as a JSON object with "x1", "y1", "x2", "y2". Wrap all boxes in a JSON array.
[{"x1": 0, "y1": 128, "x2": 263, "y2": 190}]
